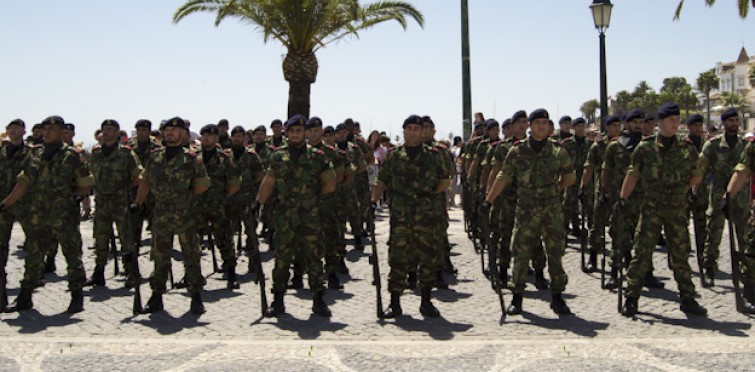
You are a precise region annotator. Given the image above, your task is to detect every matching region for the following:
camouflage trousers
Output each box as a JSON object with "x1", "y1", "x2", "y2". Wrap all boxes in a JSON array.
[
  {"x1": 338, "y1": 184, "x2": 363, "y2": 249},
  {"x1": 133, "y1": 192, "x2": 155, "y2": 244},
  {"x1": 271, "y1": 203, "x2": 325, "y2": 293},
  {"x1": 318, "y1": 193, "x2": 341, "y2": 275},
  {"x1": 609, "y1": 195, "x2": 641, "y2": 267},
  {"x1": 347, "y1": 183, "x2": 365, "y2": 241},
  {"x1": 689, "y1": 184, "x2": 709, "y2": 257},
  {"x1": 626, "y1": 199, "x2": 696, "y2": 300},
  {"x1": 226, "y1": 191, "x2": 259, "y2": 253},
  {"x1": 704, "y1": 189, "x2": 748, "y2": 270},
  {"x1": 563, "y1": 183, "x2": 580, "y2": 231},
  {"x1": 510, "y1": 199, "x2": 568, "y2": 294},
  {"x1": 93, "y1": 195, "x2": 133, "y2": 269},
  {"x1": 387, "y1": 204, "x2": 441, "y2": 293},
  {"x1": 150, "y1": 206, "x2": 204, "y2": 294},
  {"x1": 491, "y1": 194, "x2": 515, "y2": 271},
  {"x1": 0, "y1": 206, "x2": 31, "y2": 290},
  {"x1": 196, "y1": 202, "x2": 236, "y2": 271},
  {"x1": 22, "y1": 210, "x2": 86, "y2": 292}
]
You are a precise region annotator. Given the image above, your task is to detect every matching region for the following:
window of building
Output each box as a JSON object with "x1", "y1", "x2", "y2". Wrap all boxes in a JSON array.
[{"x1": 739, "y1": 77, "x2": 746, "y2": 87}]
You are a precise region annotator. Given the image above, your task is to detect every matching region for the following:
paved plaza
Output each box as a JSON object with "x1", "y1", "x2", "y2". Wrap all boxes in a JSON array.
[{"x1": 0, "y1": 206, "x2": 753, "y2": 371}]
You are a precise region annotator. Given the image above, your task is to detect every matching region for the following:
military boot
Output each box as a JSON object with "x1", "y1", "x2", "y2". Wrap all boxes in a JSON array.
[
  {"x1": 507, "y1": 293, "x2": 523, "y2": 315},
  {"x1": 407, "y1": 270, "x2": 418, "y2": 290},
  {"x1": 550, "y1": 292, "x2": 572, "y2": 315},
  {"x1": 44, "y1": 255, "x2": 56, "y2": 274},
  {"x1": 190, "y1": 292, "x2": 206, "y2": 315},
  {"x1": 585, "y1": 251, "x2": 598, "y2": 273},
  {"x1": 680, "y1": 297, "x2": 707, "y2": 316},
  {"x1": 288, "y1": 274, "x2": 304, "y2": 289},
  {"x1": 534, "y1": 269, "x2": 549, "y2": 290},
  {"x1": 338, "y1": 258, "x2": 349, "y2": 275},
  {"x1": 383, "y1": 292, "x2": 402, "y2": 318},
  {"x1": 143, "y1": 292, "x2": 164, "y2": 313},
  {"x1": 66, "y1": 290, "x2": 84, "y2": 314},
  {"x1": 744, "y1": 282, "x2": 755, "y2": 305},
  {"x1": 226, "y1": 267, "x2": 240, "y2": 290},
  {"x1": 435, "y1": 271, "x2": 449, "y2": 290},
  {"x1": 85, "y1": 266, "x2": 106, "y2": 287},
  {"x1": 622, "y1": 296, "x2": 638, "y2": 317},
  {"x1": 11, "y1": 289, "x2": 33, "y2": 312},
  {"x1": 604, "y1": 267, "x2": 619, "y2": 290},
  {"x1": 702, "y1": 268, "x2": 715, "y2": 288},
  {"x1": 327, "y1": 273, "x2": 343, "y2": 290},
  {"x1": 265, "y1": 292, "x2": 285, "y2": 317},
  {"x1": 644, "y1": 270, "x2": 665, "y2": 289},
  {"x1": 419, "y1": 288, "x2": 440, "y2": 318},
  {"x1": 0, "y1": 285, "x2": 7, "y2": 312},
  {"x1": 312, "y1": 291, "x2": 332, "y2": 317},
  {"x1": 354, "y1": 237, "x2": 364, "y2": 251},
  {"x1": 443, "y1": 256, "x2": 457, "y2": 275}
]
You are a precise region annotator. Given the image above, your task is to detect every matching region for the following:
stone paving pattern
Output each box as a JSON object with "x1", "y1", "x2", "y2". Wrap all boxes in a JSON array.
[{"x1": 0, "y1": 206, "x2": 753, "y2": 370}]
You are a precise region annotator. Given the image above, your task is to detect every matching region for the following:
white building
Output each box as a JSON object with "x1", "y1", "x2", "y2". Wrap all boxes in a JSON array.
[{"x1": 708, "y1": 47, "x2": 755, "y2": 130}]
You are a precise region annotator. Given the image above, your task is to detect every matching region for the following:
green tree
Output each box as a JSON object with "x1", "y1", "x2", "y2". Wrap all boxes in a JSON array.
[
  {"x1": 580, "y1": 99, "x2": 600, "y2": 125},
  {"x1": 749, "y1": 65, "x2": 755, "y2": 86},
  {"x1": 611, "y1": 90, "x2": 632, "y2": 117},
  {"x1": 674, "y1": 0, "x2": 753, "y2": 20},
  {"x1": 720, "y1": 91, "x2": 751, "y2": 113},
  {"x1": 659, "y1": 76, "x2": 697, "y2": 113},
  {"x1": 173, "y1": 0, "x2": 424, "y2": 118},
  {"x1": 629, "y1": 81, "x2": 660, "y2": 116},
  {"x1": 696, "y1": 68, "x2": 720, "y2": 125}
]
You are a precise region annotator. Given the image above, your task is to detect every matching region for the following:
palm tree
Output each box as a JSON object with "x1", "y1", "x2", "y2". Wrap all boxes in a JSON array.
[
  {"x1": 173, "y1": 0, "x2": 424, "y2": 118},
  {"x1": 696, "y1": 68, "x2": 720, "y2": 125},
  {"x1": 749, "y1": 65, "x2": 755, "y2": 87},
  {"x1": 579, "y1": 99, "x2": 600, "y2": 125},
  {"x1": 720, "y1": 91, "x2": 750, "y2": 114},
  {"x1": 674, "y1": 0, "x2": 753, "y2": 20}
]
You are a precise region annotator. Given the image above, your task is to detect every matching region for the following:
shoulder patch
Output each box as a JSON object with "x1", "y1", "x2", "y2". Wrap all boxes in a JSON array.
[{"x1": 642, "y1": 135, "x2": 654, "y2": 141}]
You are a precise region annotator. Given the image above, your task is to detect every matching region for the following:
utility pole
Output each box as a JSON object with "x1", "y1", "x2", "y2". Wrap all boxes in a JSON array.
[{"x1": 461, "y1": 0, "x2": 472, "y2": 140}]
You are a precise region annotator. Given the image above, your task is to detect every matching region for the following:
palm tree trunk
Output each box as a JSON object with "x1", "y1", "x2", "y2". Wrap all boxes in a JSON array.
[
  {"x1": 705, "y1": 92, "x2": 711, "y2": 127},
  {"x1": 288, "y1": 81, "x2": 311, "y2": 118}
]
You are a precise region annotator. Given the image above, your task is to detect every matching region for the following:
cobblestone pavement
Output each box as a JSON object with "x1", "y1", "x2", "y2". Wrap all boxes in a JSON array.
[{"x1": 0, "y1": 206, "x2": 753, "y2": 371}]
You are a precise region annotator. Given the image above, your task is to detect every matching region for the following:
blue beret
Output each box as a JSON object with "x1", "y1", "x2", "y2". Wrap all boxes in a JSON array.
[
  {"x1": 200, "y1": 124, "x2": 219, "y2": 135},
  {"x1": 270, "y1": 119, "x2": 283, "y2": 128},
  {"x1": 163, "y1": 117, "x2": 186, "y2": 130},
  {"x1": 604, "y1": 115, "x2": 620, "y2": 126},
  {"x1": 324, "y1": 126, "x2": 335, "y2": 134},
  {"x1": 473, "y1": 122, "x2": 484, "y2": 129},
  {"x1": 512, "y1": 110, "x2": 527, "y2": 122},
  {"x1": 422, "y1": 116, "x2": 434, "y2": 127},
  {"x1": 101, "y1": 119, "x2": 119, "y2": 130},
  {"x1": 402, "y1": 115, "x2": 423, "y2": 128},
  {"x1": 657, "y1": 103, "x2": 680, "y2": 119},
  {"x1": 559, "y1": 115, "x2": 572, "y2": 124},
  {"x1": 231, "y1": 125, "x2": 245, "y2": 135},
  {"x1": 335, "y1": 123, "x2": 348, "y2": 132},
  {"x1": 685, "y1": 114, "x2": 704, "y2": 125},
  {"x1": 135, "y1": 119, "x2": 152, "y2": 129},
  {"x1": 644, "y1": 113, "x2": 655, "y2": 121},
  {"x1": 624, "y1": 109, "x2": 644, "y2": 122},
  {"x1": 284, "y1": 115, "x2": 306, "y2": 130},
  {"x1": 32, "y1": 123, "x2": 42, "y2": 130},
  {"x1": 42, "y1": 116, "x2": 65, "y2": 127},
  {"x1": 501, "y1": 118, "x2": 512, "y2": 129},
  {"x1": 217, "y1": 119, "x2": 229, "y2": 127},
  {"x1": 721, "y1": 108, "x2": 738, "y2": 121},
  {"x1": 253, "y1": 125, "x2": 266, "y2": 133},
  {"x1": 7, "y1": 119, "x2": 25, "y2": 129},
  {"x1": 63, "y1": 123, "x2": 75, "y2": 131},
  {"x1": 528, "y1": 109, "x2": 549, "y2": 122},
  {"x1": 306, "y1": 116, "x2": 323, "y2": 129},
  {"x1": 485, "y1": 119, "x2": 500, "y2": 130},
  {"x1": 572, "y1": 117, "x2": 586, "y2": 126}
]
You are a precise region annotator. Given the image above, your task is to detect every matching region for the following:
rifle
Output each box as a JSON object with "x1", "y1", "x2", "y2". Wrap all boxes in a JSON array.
[
  {"x1": 207, "y1": 227, "x2": 221, "y2": 273},
  {"x1": 598, "y1": 194, "x2": 607, "y2": 289},
  {"x1": 236, "y1": 220, "x2": 244, "y2": 256},
  {"x1": 248, "y1": 203, "x2": 268, "y2": 316},
  {"x1": 477, "y1": 191, "x2": 488, "y2": 276},
  {"x1": 366, "y1": 207, "x2": 385, "y2": 319},
  {"x1": 690, "y1": 193, "x2": 705, "y2": 287},
  {"x1": 111, "y1": 234, "x2": 120, "y2": 276},
  {"x1": 725, "y1": 194, "x2": 747, "y2": 313},
  {"x1": 614, "y1": 202, "x2": 625, "y2": 313},
  {"x1": 480, "y1": 203, "x2": 505, "y2": 321},
  {"x1": 125, "y1": 195, "x2": 143, "y2": 315},
  {"x1": 579, "y1": 193, "x2": 588, "y2": 273}
]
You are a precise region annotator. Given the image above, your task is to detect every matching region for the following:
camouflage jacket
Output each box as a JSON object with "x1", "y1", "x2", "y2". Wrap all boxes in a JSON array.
[
  {"x1": 195, "y1": 148, "x2": 240, "y2": 207},
  {"x1": 489, "y1": 137, "x2": 519, "y2": 197},
  {"x1": 266, "y1": 135, "x2": 287, "y2": 149},
  {"x1": 498, "y1": 138, "x2": 575, "y2": 202},
  {"x1": 376, "y1": 144, "x2": 449, "y2": 211},
  {"x1": 142, "y1": 146, "x2": 210, "y2": 209},
  {"x1": 267, "y1": 144, "x2": 335, "y2": 207},
  {"x1": 584, "y1": 136, "x2": 613, "y2": 190},
  {"x1": 253, "y1": 142, "x2": 277, "y2": 170},
  {"x1": 90, "y1": 143, "x2": 142, "y2": 198},
  {"x1": 126, "y1": 137, "x2": 162, "y2": 168},
  {"x1": 699, "y1": 133, "x2": 745, "y2": 192},
  {"x1": 312, "y1": 142, "x2": 346, "y2": 184},
  {"x1": 602, "y1": 133, "x2": 641, "y2": 197},
  {"x1": 627, "y1": 135, "x2": 701, "y2": 201},
  {"x1": 231, "y1": 146, "x2": 264, "y2": 197},
  {"x1": 562, "y1": 136, "x2": 591, "y2": 175},
  {"x1": 0, "y1": 141, "x2": 33, "y2": 199}
]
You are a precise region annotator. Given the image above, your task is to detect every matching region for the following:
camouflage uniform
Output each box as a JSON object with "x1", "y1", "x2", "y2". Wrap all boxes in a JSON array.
[
  {"x1": 732, "y1": 141, "x2": 755, "y2": 292},
  {"x1": 562, "y1": 136, "x2": 591, "y2": 232},
  {"x1": 686, "y1": 135, "x2": 708, "y2": 270},
  {"x1": 334, "y1": 145, "x2": 356, "y2": 259},
  {"x1": 350, "y1": 135, "x2": 372, "y2": 236},
  {"x1": 226, "y1": 146, "x2": 264, "y2": 253},
  {"x1": 142, "y1": 146, "x2": 210, "y2": 295},
  {"x1": 337, "y1": 140, "x2": 366, "y2": 248},
  {"x1": 259, "y1": 141, "x2": 282, "y2": 240},
  {"x1": 584, "y1": 135, "x2": 612, "y2": 256},
  {"x1": 126, "y1": 136, "x2": 162, "y2": 240},
  {"x1": 312, "y1": 142, "x2": 344, "y2": 278}
]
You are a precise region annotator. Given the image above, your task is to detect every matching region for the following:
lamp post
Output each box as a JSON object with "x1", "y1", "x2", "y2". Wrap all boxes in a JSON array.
[
  {"x1": 461, "y1": 0, "x2": 472, "y2": 140},
  {"x1": 590, "y1": 0, "x2": 613, "y2": 132}
]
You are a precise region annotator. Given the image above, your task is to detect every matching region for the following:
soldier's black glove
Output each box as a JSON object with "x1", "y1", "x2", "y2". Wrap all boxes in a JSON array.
[
  {"x1": 247, "y1": 201, "x2": 261, "y2": 216},
  {"x1": 613, "y1": 199, "x2": 627, "y2": 213},
  {"x1": 127, "y1": 203, "x2": 140, "y2": 214},
  {"x1": 721, "y1": 193, "x2": 730, "y2": 219},
  {"x1": 598, "y1": 192, "x2": 608, "y2": 206}
]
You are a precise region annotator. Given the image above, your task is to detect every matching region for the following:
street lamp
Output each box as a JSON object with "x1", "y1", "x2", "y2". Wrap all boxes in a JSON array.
[{"x1": 590, "y1": 0, "x2": 613, "y2": 132}]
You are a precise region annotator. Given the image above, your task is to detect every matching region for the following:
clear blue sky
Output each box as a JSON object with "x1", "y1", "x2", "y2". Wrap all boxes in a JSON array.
[{"x1": 1, "y1": 1, "x2": 753, "y2": 144}]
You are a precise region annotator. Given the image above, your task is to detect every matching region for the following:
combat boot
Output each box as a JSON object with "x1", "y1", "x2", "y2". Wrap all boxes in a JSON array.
[
  {"x1": 11, "y1": 288, "x2": 33, "y2": 312},
  {"x1": 644, "y1": 270, "x2": 665, "y2": 289},
  {"x1": 585, "y1": 251, "x2": 598, "y2": 273},
  {"x1": 550, "y1": 292, "x2": 572, "y2": 315},
  {"x1": 443, "y1": 256, "x2": 457, "y2": 275},
  {"x1": 435, "y1": 272, "x2": 449, "y2": 290},
  {"x1": 534, "y1": 269, "x2": 549, "y2": 290},
  {"x1": 338, "y1": 258, "x2": 349, "y2": 275},
  {"x1": 506, "y1": 293, "x2": 523, "y2": 315},
  {"x1": 66, "y1": 290, "x2": 84, "y2": 314},
  {"x1": 44, "y1": 255, "x2": 56, "y2": 274},
  {"x1": 383, "y1": 292, "x2": 402, "y2": 318},
  {"x1": 327, "y1": 273, "x2": 343, "y2": 290},
  {"x1": 354, "y1": 238, "x2": 364, "y2": 251},
  {"x1": 419, "y1": 288, "x2": 440, "y2": 318},
  {"x1": 407, "y1": 270, "x2": 418, "y2": 290},
  {"x1": 0, "y1": 285, "x2": 7, "y2": 312},
  {"x1": 680, "y1": 297, "x2": 707, "y2": 316},
  {"x1": 288, "y1": 274, "x2": 304, "y2": 289},
  {"x1": 85, "y1": 266, "x2": 106, "y2": 287},
  {"x1": 190, "y1": 292, "x2": 206, "y2": 315},
  {"x1": 311, "y1": 291, "x2": 331, "y2": 317},
  {"x1": 142, "y1": 292, "x2": 164, "y2": 313},
  {"x1": 605, "y1": 267, "x2": 619, "y2": 290},
  {"x1": 622, "y1": 296, "x2": 638, "y2": 317},
  {"x1": 702, "y1": 268, "x2": 715, "y2": 288},
  {"x1": 744, "y1": 282, "x2": 755, "y2": 305},
  {"x1": 226, "y1": 267, "x2": 240, "y2": 290},
  {"x1": 265, "y1": 292, "x2": 285, "y2": 317}
]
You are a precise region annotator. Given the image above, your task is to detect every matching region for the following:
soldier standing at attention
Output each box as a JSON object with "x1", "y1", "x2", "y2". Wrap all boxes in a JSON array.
[
  {"x1": 86, "y1": 119, "x2": 142, "y2": 288},
  {"x1": 131, "y1": 117, "x2": 210, "y2": 315},
  {"x1": 127, "y1": 119, "x2": 162, "y2": 244},
  {"x1": 371, "y1": 115, "x2": 451, "y2": 318},
  {"x1": 251, "y1": 115, "x2": 336, "y2": 318},
  {"x1": 619, "y1": 103, "x2": 707, "y2": 317},
  {"x1": 562, "y1": 117, "x2": 590, "y2": 237},
  {"x1": 484, "y1": 109, "x2": 575, "y2": 315},
  {"x1": 1, "y1": 115, "x2": 93, "y2": 313},
  {"x1": 217, "y1": 119, "x2": 232, "y2": 149},
  {"x1": 684, "y1": 114, "x2": 709, "y2": 282}
]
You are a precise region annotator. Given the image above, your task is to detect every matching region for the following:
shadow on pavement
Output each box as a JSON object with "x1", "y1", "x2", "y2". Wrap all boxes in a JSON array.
[
  {"x1": 267, "y1": 313, "x2": 347, "y2": 339},
  {"x1": 520, "y1": 312, "x2": 610, "y2": 337},
  {"x1": 4, "y1": 309, "x2": 83, "y2": 334},
  {"x1": 391, "y1": 315, "x2": 473, "y2": 340},
  {"x1": 637, "y1": 312, "x2": 752, "y2": 337},
  {"x1": 87, "y1": 285, "x2": 134, "y2": 303},
  {"x1": 132, "y1": 310, "x2": 210, "y2": 335},
  {"x1": 201, "y1": 288, "x2": 243, "y2": 304},
  {"x1": 434, "y1": 289, "x2": 473, "y2": 303}
]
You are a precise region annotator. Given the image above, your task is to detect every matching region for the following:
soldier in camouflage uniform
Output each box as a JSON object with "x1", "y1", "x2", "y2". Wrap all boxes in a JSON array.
[
  {"x1": 195, "y1": 124, "x2": 241, "y2": 289},
  {"x1": 556, "y1": 116, "x2": 574, "y2": 142},
  {"x1": 86, "y1": 119, "x2": 142, "y2": 288},
  {"x1": 132, "y1": 117, "x2": 210, "y2": 315},
  {"x1": 217, "y1": 119, "x2": 232, "y2": 149},
  {"x1": 1, "y1": 115, "x2": 93, "y2": 314},
  {"x1": 371, "y1": 115, "x2": 450, "y2": 318},
  {"x1": 252, "y1": 115, "x2": 336, "y2": 318},
  {"x1": 335, "y1": 124, "x2": 367, "y2": 251},
  {"x1": 126, "y1": 119, "x2": 162, "y2": 246},
  {"x1": 348, "y1": 120, "x2": 373, "y2": 244},
  {"x1": 0, "y1": 119, "x2": 33, "y2": 311},
  {"x1": 684, "y1": 114, "x2": 709, "y2": 283},
  {"x1": 562, "y1": 118, "x2": 590, "y2": 237},
  {"x1": 620, "y1": 103, "x2": 707, "y2": 317},
  {"x1": 462, "y1": 123, "x2": 485, "y2": 240},
  {"x1": 324, "y1": 125, "x2": 355, "y2": 277},
  {"x1": 485, "y1": 109, "x2": 575, "y2": 315},
  {"x1": 700, "y1": 108, "x2": 748, "y2": 286},
  {"x1": 261, "y1": 120, "x2": 285, "y2": 240}
]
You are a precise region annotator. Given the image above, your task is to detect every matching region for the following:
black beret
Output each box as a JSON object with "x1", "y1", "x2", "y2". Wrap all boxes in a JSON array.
[
  {"x1": 657, "y1": 103, "x2": 680, "y2": 119},
  {"x1": 200, "y1": 124, "x2": 219, "y2": 135},
  {"x1": 604, "y1": 115, "x2": 620, "y2": 126},
  {"x1": 354, "y1": 121, "x2": 361, "y2": 128},
  {"x1": 162, "y1": 117, "x2": 186, "y2": 130},
  {"x1": 473, "y1": 122, "x2": 484, "y2": 129},
  {"x1": 231, "y1": 125, "x2": 245, "y2": 135},
  {"x1": 42, "y1": 116, "x2": 65, "y2": 127},
  {"x1": 624, "y1": 109, "x2": 644, "y2": 122},
  {"x1": 306, "y1": 116, "x2": 323, "y2": 129},
  {"x1": 572, "y1": 117, "x2": 586, "y2": 126},
  {"x1": 7, "y1": 119, "x2": 25, "y2": 129},
  {"x1": 324, "y1": 126, "x2": 335, "y2": 134},
  {"x1": 344, "y1": 118, "x2": 355, "y2": 126},
  {"x1": 284, "y1": 114, "x2": 306, "y2": 130},
  {"x1": 402, "y1": 115, "x2": 423, "y2": 128},
  {"x1": 558, "y1": 115, "x2": 572, "y2": 124},
  {"x1": 101, "y1": 119, "x2": 120, "y2": 129},
  {"x1": 721, "y1": 108, "x2": 739, "y2": 122},
  {"x1": 644, "y1": 113, "x2": 655, "y2": 121},
  {"x1": 217, "y1": 119, "x2": 229, "y2": 127},
  {"x1": 335, "y1": 123, "x2": 348, "y2": 132},
  {"x1": 63, "y1": 123, "x2": 75, "y2": 131},
  {"x1": 501, "y1": 118, "x2": 512, "y2": 129},
  {"x1": 528, "y1": 109, "x2": 549, "y2": 122},
  {"x1": 32, "y1": 123, "x2": 42, "y2": 131},
  {"x1": 485, "y1": 119, "x2": 500, "y2": 130},
  {"x1": 512, "y1": 110, "x2": 527, "y2": 122},
  {"x1": 253, "y1": 125, "x2": 266, "y2": 133},
  {"x1": 135, "y1": 119, "x2": 152, "y2": 129},
  {"x1": 421, "y1": 116, "x2": 434, "y2": 127},
  {"x1": 685, "y1": 114, "x2": 704, "y2": 125},
  {"x1": 270, "y1": 119, "x2": 283, "y2": 128}
]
